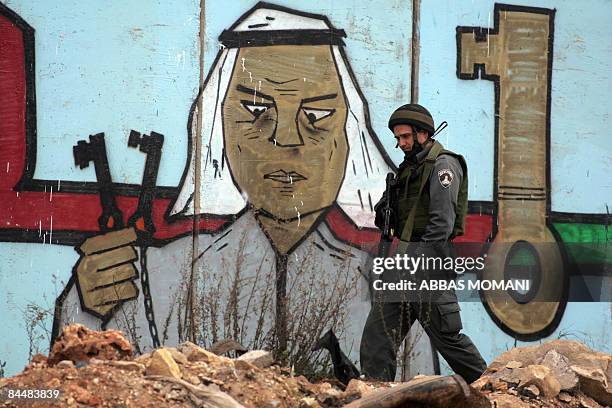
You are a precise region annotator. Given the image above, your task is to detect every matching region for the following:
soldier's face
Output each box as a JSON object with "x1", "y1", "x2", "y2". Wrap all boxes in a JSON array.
[
  {"x1": 393, "y1": 124, "x2": 429, "y2": 152},
  {"x1": 223, "y1": 45, "x2": 349, "y2": 220}
]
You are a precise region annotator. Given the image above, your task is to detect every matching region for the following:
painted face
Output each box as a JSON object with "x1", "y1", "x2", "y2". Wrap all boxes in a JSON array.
[{"x1": 222, "y1": 45, "x2": 349, "y2": 221}]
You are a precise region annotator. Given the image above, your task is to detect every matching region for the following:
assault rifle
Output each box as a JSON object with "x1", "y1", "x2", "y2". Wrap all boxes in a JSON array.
[{"x1": 377, "y1": 172, "x2": 396, "y2": 258}]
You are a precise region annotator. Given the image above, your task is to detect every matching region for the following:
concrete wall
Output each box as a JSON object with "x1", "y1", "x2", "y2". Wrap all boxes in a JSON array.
[{"x1": 0, "y1": 0, "x2": 610, "y2": 378}]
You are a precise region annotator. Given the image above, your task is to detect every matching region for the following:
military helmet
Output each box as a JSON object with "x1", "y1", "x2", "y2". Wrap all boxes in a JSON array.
[{"x1": 388, "y1": 104, "x2": 435, "y2": 135}]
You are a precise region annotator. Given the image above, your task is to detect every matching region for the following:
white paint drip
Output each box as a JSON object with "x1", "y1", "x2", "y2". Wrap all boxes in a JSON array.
[
  {"x1": 295, "y1": 207, "x2": 301, "y2": 227},
  {"x1": 241, "y1": 57, "x2": 246, "y2": 72},
  {"x1": 487, "y1": 12, "x2": 491, "y2": 57},
  {"x1": 49, "y1": 186, "x2": 53, "y2": 202},
  {"x1": 6, "y1": 162, "x2": 9, "y2": 173},
  {"x1": 50, "y1": 215, "x2": 53, "y2": 243}
]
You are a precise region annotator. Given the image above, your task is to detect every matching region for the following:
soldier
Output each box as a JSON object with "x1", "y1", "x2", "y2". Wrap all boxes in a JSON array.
[{"x1": 360, "y1": 104, "x2": 487, "y2": 383}]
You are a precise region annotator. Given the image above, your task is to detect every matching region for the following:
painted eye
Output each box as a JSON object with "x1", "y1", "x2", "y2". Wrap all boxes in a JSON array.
[
  {"x1": 242, "y1": 102, "x2": 270, "y2": 119},
  {"x1": 302, "y1": 107, "x2": 335, "y2": 124}
]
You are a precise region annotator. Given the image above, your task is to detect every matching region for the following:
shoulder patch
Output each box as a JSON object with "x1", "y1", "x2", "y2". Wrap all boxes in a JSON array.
[{"x1": 438, "y1": 168, "x2": 454, "y2": 188}]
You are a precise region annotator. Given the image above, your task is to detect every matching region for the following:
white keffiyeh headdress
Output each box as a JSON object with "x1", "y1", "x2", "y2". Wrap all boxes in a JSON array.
[{"x1": 171, "y1": 2, "x2": 394, "y2": 229}]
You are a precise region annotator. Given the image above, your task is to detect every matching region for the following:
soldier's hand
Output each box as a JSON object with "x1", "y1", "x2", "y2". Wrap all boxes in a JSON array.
[{"x1": 75, "y1": 228, "x2": 139, "y2": 318}]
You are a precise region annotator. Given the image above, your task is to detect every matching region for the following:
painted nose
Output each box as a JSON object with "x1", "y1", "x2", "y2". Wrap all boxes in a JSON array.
[{"x1": 268, "y1": 107, "x2": 304, "y2": 147}]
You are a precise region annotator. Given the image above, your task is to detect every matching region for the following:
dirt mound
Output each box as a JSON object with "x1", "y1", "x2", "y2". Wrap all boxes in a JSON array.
[{"x1": 1, "y1": 325, "x2": 610, "y2": 407}]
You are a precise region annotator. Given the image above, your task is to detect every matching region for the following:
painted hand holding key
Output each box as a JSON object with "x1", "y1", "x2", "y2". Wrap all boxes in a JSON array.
[
  {"x1": 72, "y1": 131, "x2": 163, "y2": 322},
  {"x1": 75, "y1": 228, "x2": 139, "y2": 318}
]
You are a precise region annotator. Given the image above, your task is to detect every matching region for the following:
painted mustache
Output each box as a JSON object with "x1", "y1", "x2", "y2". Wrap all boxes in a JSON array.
[{"x1": 263, "y1": 170, "x2": 307, "y2": 184}]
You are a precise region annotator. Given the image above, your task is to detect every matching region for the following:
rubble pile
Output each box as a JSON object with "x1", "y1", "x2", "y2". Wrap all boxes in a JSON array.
[
  {"x1": 472, "y1": 340, "x2": 611, "y2": 407},
  {"x1": 0, "y1": 325, "x2": 610, "y2": 407}
]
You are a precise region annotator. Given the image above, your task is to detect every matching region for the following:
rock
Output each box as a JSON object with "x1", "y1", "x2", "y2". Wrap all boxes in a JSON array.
[
  {"x1": 210, "y1": 339, "x2": 247, "y2": 356},
  {"x1": 485, "y1": 339, "x2": 611, "y2": 381},
  {"x1": 316, "y1": 385, "x2": 342, "y2": 405},
  {"x1": 499, "y1": 365, "x2": 561, "y2": 398},
  {"x1": 183, "y1": 373, "x2": 201, "y2": 385},
  {"x1": 48, "y1": 324, "x2": 132, "y2": 365},
  {"x1": 573, "y1": 352, "x2": 611, "y2": 372},
  {"x1": 558, "y1": 391, "x2": 572, "y2": 402},
  {"x1": 165, "y1": 347, "x2": 188, "y2": 365},
  {"x1": 298, "y1": 397, "x2": 321, "y2": 407},
  {"x1": 178, "y1": 341, "x2": 234, "y2": 366},
  {"x1": 521, "y1": 384, "x2": 540, "y2": 399},
  {"x1": 342, "y1": 379, "x2": 372, "y2": 398},
  {"x1": 31, "y1": 353, "x2": 48, "y2": 366},
  {"x1": 505, "y1": 360, "x2": 523, "y2": 369},
  {"x1": 234, "y1": 359, "x2": 258, "y2": 371},
  {"x1": 536, "y1": 349, "x2": 579, "y2": 391},
  {"x1": 106, "y1": 360, "x2": 145, "y2": 373},
  {"x1": 470, "y1": 376, "x2": 490, "y2": 391},
  {"x1": 236, "y1": 350, "x2": 274, "y2": 369},
  {"x1": 571, "y1": 365, "x2": 612, "y2": 407},
  {"x1": 494, "y1": 380, "x2": 509, "y2": 392},
  {"x1": 487, "y1": 393, "x2": 532, "y2": 408},
  {"x1": 135, "y1": 352, "x2": 151, "y2": 365},
  {"x1": 579, "y1": 394, "x2": 601, "y2": 408},
  {"x1": 494, "y1": 368, "x2": 519, "y2": 387},
  {"x1": 146, "y1": 349, "x2": 182, "y2": 380},
  {"x1": 65, "y1": 384, "x2": 95, "y2": 405},
  {"x1": 57, "y1": 360, "x2": 75, "y2": 369}
]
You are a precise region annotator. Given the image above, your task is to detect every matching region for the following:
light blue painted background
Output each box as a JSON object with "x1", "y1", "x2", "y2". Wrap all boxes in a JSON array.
[
  {"x1": 420, "y1": 0, "x2": 612, "y2": 211},
  {"x1": 3, "y1": 0, "x2": 201, "y2": 187},
  {"x1": 1, "y1": 0, "x2": 610, "y2": 377}
]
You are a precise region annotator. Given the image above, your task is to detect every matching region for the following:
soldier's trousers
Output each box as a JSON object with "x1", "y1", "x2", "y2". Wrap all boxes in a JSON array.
[{"x1": 360, "y1": 297, "x2": 487, "y2": 383}]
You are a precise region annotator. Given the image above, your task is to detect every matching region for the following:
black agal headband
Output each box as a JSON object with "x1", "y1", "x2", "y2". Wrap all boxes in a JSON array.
[
  {"x1": 218, "y1": 2, "x2": 346, "y2": 48},
  {"x1": 219, "y1": 29, "x2": 346, "y2": 48}
]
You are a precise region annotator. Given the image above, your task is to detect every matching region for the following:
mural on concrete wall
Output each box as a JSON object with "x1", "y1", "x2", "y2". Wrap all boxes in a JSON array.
[
  {"x1": 0, "y1": 2, "x2": 395, "y2": 369},
  {"x1": 0, "y1": 0, "x2": 610, "y2": 377}
]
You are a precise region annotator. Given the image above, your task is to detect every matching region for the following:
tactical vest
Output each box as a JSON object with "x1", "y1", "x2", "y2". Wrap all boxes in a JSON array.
[{"x1": 394, "y1": 141, "x2": 468, "y2": 241}]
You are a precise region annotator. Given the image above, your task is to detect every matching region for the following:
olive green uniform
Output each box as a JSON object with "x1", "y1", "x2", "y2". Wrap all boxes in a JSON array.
[{"x1": 360, "y1": 141, "x2": 487, "y2": 383}]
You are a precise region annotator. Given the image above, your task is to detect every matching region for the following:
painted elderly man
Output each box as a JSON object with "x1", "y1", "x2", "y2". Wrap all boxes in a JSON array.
[{"x1": 56, "y1": 3, "x2": 417, "y2": 371}]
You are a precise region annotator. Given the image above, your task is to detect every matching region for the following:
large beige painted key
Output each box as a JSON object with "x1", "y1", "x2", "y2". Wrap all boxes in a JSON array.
[{"x1": 457, "y1": 5, "x2": 568, "y2": 339}]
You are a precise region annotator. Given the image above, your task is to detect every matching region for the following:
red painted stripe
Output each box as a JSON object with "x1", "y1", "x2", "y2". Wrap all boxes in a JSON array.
[
  {"x1": 0, "y1": 13, "x2": 26, "y2": 190},
  {"x1": 325, "y1": 207, "x2": 492, "y2": 254}
]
